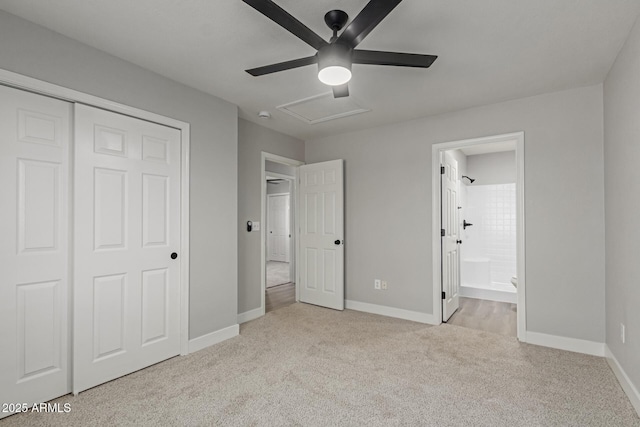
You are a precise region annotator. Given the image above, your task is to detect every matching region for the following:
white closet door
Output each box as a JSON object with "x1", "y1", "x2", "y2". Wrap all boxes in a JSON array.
[
  {"x1": 73, "y1": 104, "x2": 181, "y2": 393},
  {"x1": 268, "y1": 194, "x2": 290, "y2": 262},
  {"x1": 0, "y1": 85, "x2": 71, "y2": 417}
]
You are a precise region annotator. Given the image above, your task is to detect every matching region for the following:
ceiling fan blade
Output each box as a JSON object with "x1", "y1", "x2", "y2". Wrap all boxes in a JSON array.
[
  {"x1": 332, "y1": 84, "x2": 349, "y2": 98},
  {"x1": 246, "y1": 55, "x2": 318, "y2": 76},
  {"x1": 353, "y1": 50, "x2": 437, "y2": 68},
  {"x1": 338, "y1": 0, "x2": 402, "y2": 48},
  {"x1": 242, "y1": 0, "x2": 328, "y2": 50}
]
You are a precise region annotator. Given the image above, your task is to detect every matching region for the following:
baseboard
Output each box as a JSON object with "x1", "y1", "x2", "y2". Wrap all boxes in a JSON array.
[
  {"x1": 345, "y1": 300, "x2": 438, "y2": 325},
  {"x1": 188, "y1": 324, "x2": 239, "y2": 354},
  {"x1": 459, "y1": 285, "x2": 517, "y2": 303},
  {"x1": 237, "y1": 307, "x2": 264, "y2": 324},
  {"x1": 605, "y1": 345, "x2": 640, "y2": 416},
  {"x1": 525, "y1": 331, "x2": 605, "y2": 356}
]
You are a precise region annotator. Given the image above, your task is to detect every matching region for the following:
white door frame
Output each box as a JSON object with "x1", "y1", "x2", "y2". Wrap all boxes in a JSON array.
[
  {"x1": 431, "y1": 132, "x2": 526, "y2": 341},
  {"x1": 0, "y1": 68, "x2": 191, "y2": 356},
  {"x1": 261, "y1": 152, "x2": 304, "y2": 314}
]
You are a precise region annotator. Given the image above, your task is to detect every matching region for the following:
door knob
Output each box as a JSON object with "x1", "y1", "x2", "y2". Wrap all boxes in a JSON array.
[
  {"x1": 171, "y1": 252, "x2": 178, "y2": 259},
  {"x1": 456, "y1": 240, "x2": 462, "y2": 244},
  {"x1": 334, "y1": 240, "x2": 342, "y2": 245}
]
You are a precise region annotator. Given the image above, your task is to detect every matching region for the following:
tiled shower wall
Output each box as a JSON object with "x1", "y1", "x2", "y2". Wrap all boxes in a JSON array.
[{"x1": 463, "y1": 183, "x2": 517, "y2": 286}]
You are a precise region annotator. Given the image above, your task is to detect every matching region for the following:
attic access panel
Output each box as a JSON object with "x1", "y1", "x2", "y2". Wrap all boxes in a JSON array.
[{"x1": 277, "y1": 92, "x2": 370, "y2": 124}]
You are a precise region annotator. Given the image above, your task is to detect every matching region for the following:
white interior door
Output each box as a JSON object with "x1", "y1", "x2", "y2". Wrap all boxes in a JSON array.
[
  {"x1": 268, "y1": 194, "x2": 290, "y2": 262},
  {"x1": 299, "y1": 160, "x2": 344, "y2": 310},
  {"x1": 73, "y1": 104, "x2": 181, "y2": 393},
  {"x1": 0, "y1": 85, "x2": 71, "y2": 416},
  {"x1": 442, "y1": 151, "x2": 460, "y2": 321}
]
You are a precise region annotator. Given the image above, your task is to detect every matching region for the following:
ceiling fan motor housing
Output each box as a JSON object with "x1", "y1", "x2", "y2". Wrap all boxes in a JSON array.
[
  {"x1": 317, "y1": 42, "x2": 353, "y2": 85},
  {"x1": 318, "y1": 43, "x2": 353, "y2": 70}
]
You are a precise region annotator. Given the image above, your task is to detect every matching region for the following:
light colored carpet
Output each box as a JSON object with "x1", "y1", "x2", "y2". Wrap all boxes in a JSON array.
[
  {"x1": 266, "y1": 261, "x2": 290, "y2": 288},
  {"x1": 3, "y1": 303, "x2": 638, "y2": 426}
]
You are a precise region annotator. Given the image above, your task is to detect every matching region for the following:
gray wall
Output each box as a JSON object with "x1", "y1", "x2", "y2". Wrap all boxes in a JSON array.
[
  {"x1": 306, "y1": 84, "x2": 606, "y2": 342},
  {"x1": 466, "y1": 151, "x2": 516, "y2": 185},
  {"x1": 0, "y1": 11, "x2": 238, "y2": 339},
  {"x1": 238, "y1": 119, "x2": 304, "y2": 314},
  {"x1": 604, "y1": 16, "x2": 640, "y2": 392}
]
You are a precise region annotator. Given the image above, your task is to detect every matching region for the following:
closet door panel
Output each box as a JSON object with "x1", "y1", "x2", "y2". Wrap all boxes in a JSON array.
[
  {"x1": 73, "y1": 104, "x2": 181, "y2": 394},
  {"x1": 0, "y1": 85, "x2": 71, "y2": 418}
]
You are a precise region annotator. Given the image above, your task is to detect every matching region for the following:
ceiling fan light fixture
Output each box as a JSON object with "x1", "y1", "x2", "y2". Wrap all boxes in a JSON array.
[
  {"x1": 317, "y1": 43, "x2": 352, "y2": 86},
  {"x1": 242, "y1": 0, "x2": 438, "y2": 98},
  {"x1": 318, "y1": 65, "x2": 352, "y2": 86}
]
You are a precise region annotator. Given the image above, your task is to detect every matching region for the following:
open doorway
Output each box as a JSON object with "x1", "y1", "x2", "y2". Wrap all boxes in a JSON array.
[
  {"x1": 265, "y1": 171, "x2": 294, "y2": 312},
  {"x1": 266, "y1": 177, "x2": 291, "y2": 280},
  {"x1": 258, "y1": 153, "x2": 346, "y2": 317},
  {"x1": 261, "y1": 154, "x2": 303, "y2": 313},
  {"x1": 432, "y1": 132, "x2": 526, "y2": 340}
]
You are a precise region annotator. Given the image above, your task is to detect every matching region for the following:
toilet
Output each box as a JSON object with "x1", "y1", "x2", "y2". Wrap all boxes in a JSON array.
[{"x1": 510, "y1": 276, "x2": 518, "y2": 288}]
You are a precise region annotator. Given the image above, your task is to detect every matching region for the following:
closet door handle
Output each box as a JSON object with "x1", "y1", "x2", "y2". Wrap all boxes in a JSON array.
[{"x1": 171, "y1": 252, "x2": 178, "y2": 260}]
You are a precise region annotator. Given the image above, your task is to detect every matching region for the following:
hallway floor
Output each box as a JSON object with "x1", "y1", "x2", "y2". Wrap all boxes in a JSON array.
[
  {"x1": 266, "y1": 261, "x2": 290, "y2": 288},
  {"x1": 265, "y1": 282, "x2": 295, "y2": 313},
  {"x1": 447, "y1": 297, "x2": 517, "y2": 337}
]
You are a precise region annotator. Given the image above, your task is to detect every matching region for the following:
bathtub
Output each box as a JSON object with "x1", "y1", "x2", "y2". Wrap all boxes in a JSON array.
[
  {"x1": 460, "y1": 257, "x2": 516, "y2": 303},
  {"x1": 461, "y1": 257, "x2": 491, "y2": 287}
]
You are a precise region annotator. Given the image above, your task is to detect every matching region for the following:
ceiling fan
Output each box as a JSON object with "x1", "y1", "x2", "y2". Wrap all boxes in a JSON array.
[{"x1": 242, "y1": 0, "x2": 438, "y2": 98}]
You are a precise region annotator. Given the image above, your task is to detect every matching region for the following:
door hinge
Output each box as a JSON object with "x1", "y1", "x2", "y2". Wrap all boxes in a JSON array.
[
  {"x1": 442, "y1": 291, "x2": 446, "y2": 300},
  {"x1": 441, "y1": 229, "x2": 445, "y2": 237},
  {"x1": 440, "y1": 166, "x2": 445, "y2": 174}
]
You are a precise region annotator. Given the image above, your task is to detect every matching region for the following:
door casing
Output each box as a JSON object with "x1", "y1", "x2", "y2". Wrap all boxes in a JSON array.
[{"x1": 431, "y1": 132, "x2": 526, "y2": 341}]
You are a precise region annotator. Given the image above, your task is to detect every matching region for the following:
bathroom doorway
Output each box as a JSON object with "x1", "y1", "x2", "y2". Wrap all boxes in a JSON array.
[{"x1": 432, "y1": 132, "x2": 526, "y2": 340}]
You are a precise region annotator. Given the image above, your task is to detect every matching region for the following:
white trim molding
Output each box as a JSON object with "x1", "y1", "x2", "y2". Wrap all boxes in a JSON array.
[
  {"x1": 188, "y1": 324, "x2": 239, "y2": 354},
  {"x1": 606, "y1": 346, "x2": 640, "y2": 416},
  {"x1": 525, "y1": 331, "x2": 605, "y2": 357},
  {"x1": 346, "y1": 300, "x2": 438, "y2": 325},
  {"x1": 238, "y1": 307, "x2": 264, "y2": 324}
]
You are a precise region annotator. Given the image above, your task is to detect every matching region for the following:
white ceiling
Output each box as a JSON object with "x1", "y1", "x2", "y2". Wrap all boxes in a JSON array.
[{"x1": 1, "y1": 0, "x2": 638, "y2": 141}]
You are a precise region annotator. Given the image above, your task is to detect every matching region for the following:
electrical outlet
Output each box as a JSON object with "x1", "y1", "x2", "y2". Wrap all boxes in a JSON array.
[
  {"x1": 621, "y1": 323, "x2": 626, "y2": 344},
  {"x1": 381, "y1": 280, "x2": 388, "y2": 290},
  {"x1": 374, "y1": 279, "x2": 381, "y2": 290}
]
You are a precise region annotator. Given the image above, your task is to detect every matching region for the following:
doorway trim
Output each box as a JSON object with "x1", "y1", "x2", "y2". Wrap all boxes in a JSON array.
[
  {"x1": 261, "y1": 152, "x2": 304, "y2": 315},
  {"x1": 431, "y1": 131, "x2": 526, "y2": 341},
  {"x1": 0, "y1": 68, "x2": 192, "y2": 355}
]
